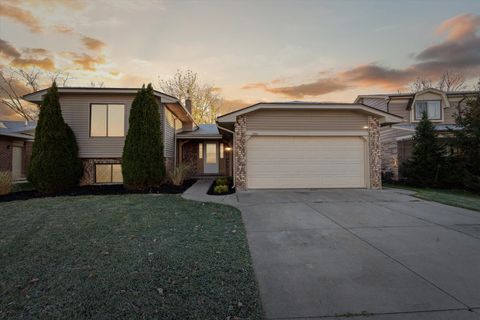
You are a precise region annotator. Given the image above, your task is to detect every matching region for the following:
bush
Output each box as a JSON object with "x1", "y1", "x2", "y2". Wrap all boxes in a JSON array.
[
  {"x1": 122, "y1": 84, "x2": 166, "y2": 190},
  {"x1": 169, "y1": 164, "x2": 190, "y2": 186},
  {"x1": 215, "y1": 176, "x2": 229, "y2": 186},
  {"x1": 400, "y1": 112, "x2": 445, "y2": 187},
  {"x1": 28, "y1": 83, "x2": 83, "y2": 193},
  {"x1": 214, "y1": 184, "x2": 228, "y2": 194},
  {"x1": 0, "y1": 171, "x2": 12, "y2": 195}
]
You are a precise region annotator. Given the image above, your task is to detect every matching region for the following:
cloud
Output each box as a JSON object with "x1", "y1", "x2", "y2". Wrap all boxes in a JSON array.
[
  {"x1": 54, "y1": 25, "x2": 75, "y2": 34},
  {"x1": 242, "y1": 78, "x2": 349, "y2": 98},
  {"x1": 436, "y1": 13, "x2": 480, "y2": 41},
  {"x1": 64, "y1": 52, "x2": 106, "y2": 71},
  {"x1": 0, "y1": 38, "x2": 21, "y2": 58},
  {"x1": 243, "y1": 13, "x2": 480, "y2": 98},
  {"x1": 0, "y1": 2, "x2": 43, "y2": 33},
  {"x1": 337, "y1": 64, "x2": 414, "y2": 89},
  {"x1": 11, "y1": 57, "x2": 55, "y2": 70},
  {"x1": 24, "y1": 0, "x2": 86, "y2": 10},
  {"x1": 81, "y1": 36, "x2": 106, "y2": 51}
]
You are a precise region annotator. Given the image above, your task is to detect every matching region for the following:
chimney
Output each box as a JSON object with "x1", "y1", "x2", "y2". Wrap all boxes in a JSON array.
[{"x1": 185, "y1": 97, "x2": 192, "y2": 114}]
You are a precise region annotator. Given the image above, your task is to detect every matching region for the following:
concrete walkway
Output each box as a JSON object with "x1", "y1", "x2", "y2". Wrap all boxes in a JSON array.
[{"x1": 181, "y1": 179, "x2": 238, "y2": 206}]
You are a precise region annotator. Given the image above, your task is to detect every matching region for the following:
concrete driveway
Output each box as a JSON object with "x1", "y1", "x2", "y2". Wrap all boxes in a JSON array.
[{"x1": 237, "y1": 189, "x2": 480, "y2": 319}]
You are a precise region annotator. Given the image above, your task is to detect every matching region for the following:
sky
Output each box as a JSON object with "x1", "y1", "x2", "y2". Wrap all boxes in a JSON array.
[{"x1": 1, "y1": 0, "x2": 480, "y2": 120}]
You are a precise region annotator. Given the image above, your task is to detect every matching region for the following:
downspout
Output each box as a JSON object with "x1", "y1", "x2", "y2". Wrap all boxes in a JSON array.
[
  {"x1": 217, "y1": 124, "x2": 235, "y2": 186},
  {"x1": 173, "y1": 118, "x2": 177, "y2": 170}
]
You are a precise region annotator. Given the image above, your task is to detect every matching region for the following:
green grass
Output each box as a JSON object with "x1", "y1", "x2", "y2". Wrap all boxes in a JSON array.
[
  {"x1": 0, "y1": 195, "x2": 262, "y2": 319},
  {"x1": 385, "y1": 183, "x2": 480, "y2": 212}
]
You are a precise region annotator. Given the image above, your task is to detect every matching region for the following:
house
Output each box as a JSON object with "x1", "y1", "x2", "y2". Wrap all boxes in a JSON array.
[
  {"x1": 0, "y1": 120, "x2": 36, "y2": 180},
  {"x1": 23, "y1": 87, "x2": 403, "y2": 190},
  {"x1": 217, "y1": 102, "x2": 402, "y2": 190},
  {"x1": 355, "y1": 88, "x2": 478, "y2": 180}
]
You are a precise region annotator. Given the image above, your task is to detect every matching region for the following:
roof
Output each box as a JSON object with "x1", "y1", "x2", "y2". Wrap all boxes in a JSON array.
[
  {"x1": 394, "y1": 124, "x2": 463, "y2": 132},
  {"x1": 216, "y1": 101, "x2": 403, "y2": 124},
  {"x1": 355, "y1": 89, "x2": 478, "y2": 102},
  {"x1": 176, "y1": 124, "x2": 222, "y2": 139},
  {"x1": 0, "y1": 120, "x2": 36, "y2": 139},
  {"x1": 22, "y1": 87, "x2": 195, "y2": 124},
  {"x1": 23, "y1": 87, "x2": 180, "y2": 103}
]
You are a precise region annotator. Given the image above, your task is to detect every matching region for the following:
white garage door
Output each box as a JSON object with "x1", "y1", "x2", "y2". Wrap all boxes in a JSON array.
[{"x1": 246, "y1": 136, "x2": 367, "y2": 189}]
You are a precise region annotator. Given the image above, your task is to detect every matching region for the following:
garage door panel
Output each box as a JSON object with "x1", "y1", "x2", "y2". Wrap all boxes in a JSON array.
[{"x1": 246, "y1": 136, "x2": 366, "y2": 189}]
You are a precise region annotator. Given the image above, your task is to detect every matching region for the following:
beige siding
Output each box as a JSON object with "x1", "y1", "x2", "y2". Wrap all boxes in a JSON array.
[
  {"x1": 388, "y1": 101, "x2": 410, "y2": 122},
  {"x1": 246, "y1": 109, "x2": 368, "y2": 131},
  {"x1": 60, "y1": 93, "x2": 165, "y2": 158},
  {"x1": 380, "y1": 126, "x2": 413, "y2": 143},
  {"x1": 362, "y1": 98, "x2": 388, "y2": 111},
  {"x1": 163, "y1": 108, "x2": 176, "y2": 158}
]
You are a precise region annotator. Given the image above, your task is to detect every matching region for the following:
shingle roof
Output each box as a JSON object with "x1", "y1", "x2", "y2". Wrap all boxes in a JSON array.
[
  {"x1": 176, "y1": 124, "x2": 221, "y2": 138},
  {"x1": 0, "y1": 120, "x2": 36, "y2": 139}
]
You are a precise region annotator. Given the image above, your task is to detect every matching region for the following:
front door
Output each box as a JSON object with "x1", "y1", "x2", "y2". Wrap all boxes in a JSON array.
[
  {"x1": 204, "y1": 142, "x2": 219, "y2": 174},
  {"x1": 12, "y1": 146, "x2": 22, "y2": 180}
]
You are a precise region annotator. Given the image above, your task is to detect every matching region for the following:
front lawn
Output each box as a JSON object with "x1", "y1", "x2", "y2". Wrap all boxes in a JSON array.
[
  {"x1": 0, "y1": 195, "x2": 262, "y2": 319},
  {"x1": 385, "y1": 183, "x2": 480, "y2": 212}
]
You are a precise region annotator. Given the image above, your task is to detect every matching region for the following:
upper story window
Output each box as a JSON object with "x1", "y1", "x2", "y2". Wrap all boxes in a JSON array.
[
  {"x1": 90, "y1": 104, "x2": 125, "y2": 137},
  {"x1": 414, "y1": 100, "x2": 441, "y2": 121}
]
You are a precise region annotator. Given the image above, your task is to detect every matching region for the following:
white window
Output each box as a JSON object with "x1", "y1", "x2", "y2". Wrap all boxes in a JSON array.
[
  {"x1": 90, "y1": 104, "x2": 125, "y2": 137},
  {"x1": 198, "y1": 143, "x2": 203, "y2": 159},
  {"x1": 414, "y1": 101, "x2": 441, "y2": 120},
  {"x1": 220, "y1": 143, "x2": 224, "y2": 159},
  {"x1": 95, "y1": 164, "x2": 123, "y2": 183}
]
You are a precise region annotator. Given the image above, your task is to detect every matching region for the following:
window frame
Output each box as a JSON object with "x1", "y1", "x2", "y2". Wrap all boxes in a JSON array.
[
  {"x1": 89, "y1": 103, "x2": 125, "y2": 137},
  {"x1": 413, "y1": 100, "x2": 442, "y2": 121},
  {"x1": 94, "y1": 163, "x2": 123, "y2": 184}
]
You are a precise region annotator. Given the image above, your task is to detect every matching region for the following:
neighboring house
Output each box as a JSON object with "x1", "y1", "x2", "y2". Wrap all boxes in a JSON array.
[
  {"x1": 217, "y1": 102, "x2": 402, "y2": 190},
  {"x1": 0, "y1": 120, "x2": 36, "y2": 180},
  {"x1": 355, "y1": 88, "x2": 477, "y2": 179},
  {"x1": 23, "y1": 87, "x2": 404, "y2": 190}
]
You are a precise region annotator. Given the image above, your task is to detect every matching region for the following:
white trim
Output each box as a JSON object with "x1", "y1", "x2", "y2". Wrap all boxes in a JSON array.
[
  {"x1": 396, "y1": 135, "x2": 414, "y2": 141},
  {"x1": 391, "y1": 125, "x2": 415, "y2": 132},
  {"x1": 217, "y1": 103, "x2": 403, "y2": 124},
  {"x1": 23, "y1": 87, "x2": 179, "y2": 103},
  {"x1": 246, "y1": 130, "x2": 369, "y2": 137},
  {"x1": 410, "y1": 88, "x2": 450, "y2": 123}
]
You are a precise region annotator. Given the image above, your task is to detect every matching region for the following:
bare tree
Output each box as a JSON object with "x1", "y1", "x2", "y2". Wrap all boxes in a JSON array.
[
  {"x1": 437, "y1": 70, "x2": 466, "y2": 92},
  {"x1": 90, "y1": 81, "x2": 104, "y2": 88},
  {"x1": 409, "y1": 76, "x2": 433, "y2": 93},
  {"x1": 409, "y1": 71, "x2": 467, "y2": 93},
  {"x1": 158, "y1": 69, "x2": 221, "y2": 124},
  {"x1": 0, "y1": 67, "x2": 71, "y2": 120}
]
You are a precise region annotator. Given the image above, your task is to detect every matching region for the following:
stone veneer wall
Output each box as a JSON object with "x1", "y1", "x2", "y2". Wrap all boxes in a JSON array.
[
  {"x1": 381, "y1": 140, "x2": 399, "y2": 180},
  {"x1": 368, "y1": 117, "x2": 381, "y2": 189},
  {"x1": 234, "y1": 115, "x2": 247, "y2": 191}
]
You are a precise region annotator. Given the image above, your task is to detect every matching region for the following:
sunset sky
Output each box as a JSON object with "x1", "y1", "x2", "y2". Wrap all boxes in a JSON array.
[{"x1": 1, "y1": 0, "x2": 480, "y2": 119}]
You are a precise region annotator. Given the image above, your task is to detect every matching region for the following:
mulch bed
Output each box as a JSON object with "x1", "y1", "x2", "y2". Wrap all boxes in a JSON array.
[
  {"x1": 207, "y1": 179, "x2": 236, "y2": 196},
  {"x1": 0, "y1": 179, "x2": 197, "y2": 203}
]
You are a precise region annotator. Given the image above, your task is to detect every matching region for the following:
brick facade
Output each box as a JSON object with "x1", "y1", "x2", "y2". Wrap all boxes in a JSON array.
[
  {"x1": 368, "y1": 116, "x2": 381, "y2": 189},
  {"x1": 234, "y1": 115, "x2": 247, "y2": 191},
  {"x1": 0, "y1": 137, "x2": 32, "y2": 179}
]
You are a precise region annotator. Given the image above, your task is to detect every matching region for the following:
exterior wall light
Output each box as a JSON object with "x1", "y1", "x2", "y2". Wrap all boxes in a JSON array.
[
  {"x1": 363, "y1": 125, "x2": 369, "y2": 129},
  {"x1": 225, "y1": 147, "x2": 232, "y2": 151}
]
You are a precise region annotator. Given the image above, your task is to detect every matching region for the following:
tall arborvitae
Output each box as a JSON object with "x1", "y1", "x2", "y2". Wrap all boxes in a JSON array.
[
  {"x1": 400, "y1": 112, "x2": 445, "y2": 186},
  {"x1": 28, "y1": 83, "x2": 83, "y2": 193},
  {"x1": 451, "y1": 82, "x2": 480, "y2": 192},
  {"x1": 122, "y1": 84, "x2": 165, "y2": 189}
]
